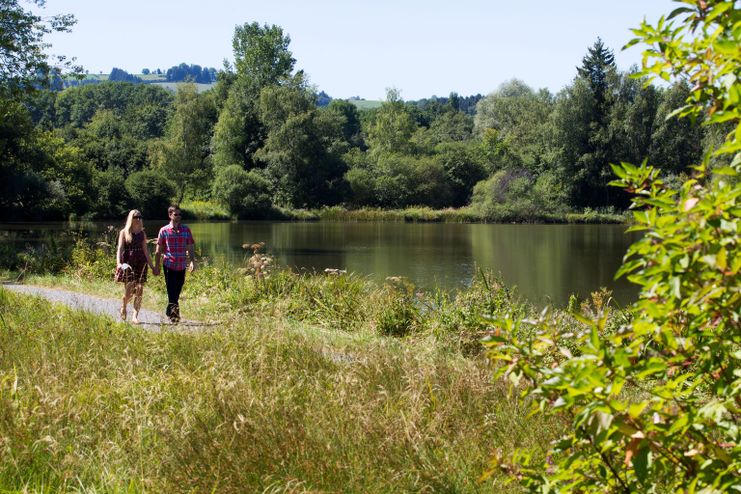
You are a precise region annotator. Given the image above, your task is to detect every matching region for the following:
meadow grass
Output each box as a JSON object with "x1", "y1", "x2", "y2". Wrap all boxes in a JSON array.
[
  {"x1": 314, "y1": 206, "x2": 626, "y2": 224},
  {"x1": 0, "y1": 234, "x2": 612, "y2": 492},
  {"x1": 179, "y1": 201, "x2": 231, "y2": 221},
  {"x1": 0, "y1": 278, "x2": 561, "y2": 493},
  {"x1": 164, "y1": 200, "x2": 627, "y2": 224},
  {"x1": 347, "y1": 100, "x2": 384, "y2": 110}
]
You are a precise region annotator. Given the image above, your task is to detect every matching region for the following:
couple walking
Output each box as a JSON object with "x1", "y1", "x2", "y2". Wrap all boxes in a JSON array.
[{"x1": 114, "y1": 205, "x2": 195, "y2": 324}]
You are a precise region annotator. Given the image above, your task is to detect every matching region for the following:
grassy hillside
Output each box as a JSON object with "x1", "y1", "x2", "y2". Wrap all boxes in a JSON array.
[
  {"x1": 150, "y1": 81, "x2": 215, "y2": 93},
  {"x1": 348, "y1": 99, "x2": 384, "y2": 110},
  {"x1": 65, "y1": 74, "x2": 215, "y2": 93}
]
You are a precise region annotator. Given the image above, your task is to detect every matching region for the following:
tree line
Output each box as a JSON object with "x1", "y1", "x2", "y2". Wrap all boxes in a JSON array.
[{"x1": 0, "y1": 8, "x2": 718, "y2": 221}]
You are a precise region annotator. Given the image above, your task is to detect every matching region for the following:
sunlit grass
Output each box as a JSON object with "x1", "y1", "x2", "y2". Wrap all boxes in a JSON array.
[
  {"x1": 315, "y1": 206, "x2": 625, "y2": 223},
  {"x1": 0, "y1": 285, "x2": 561, "y2": 492}
]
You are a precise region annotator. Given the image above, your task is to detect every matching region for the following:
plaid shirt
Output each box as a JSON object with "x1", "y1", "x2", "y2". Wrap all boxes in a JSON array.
[{"x1": 157, "y1": 223, "x2": 194, "y2": 271}]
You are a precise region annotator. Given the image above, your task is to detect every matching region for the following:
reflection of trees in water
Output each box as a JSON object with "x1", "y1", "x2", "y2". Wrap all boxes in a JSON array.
[
  {"x1": 1, "y1": 222, "x2": 639, "y2": 305},
  {"x1": 469, "y1": 224, "x2": 639, "y2": 305}
]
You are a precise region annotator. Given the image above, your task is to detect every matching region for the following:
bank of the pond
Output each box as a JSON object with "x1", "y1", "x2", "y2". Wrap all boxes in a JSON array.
[
  {"x1": 0, "y1": 264, "x2": 585, "y2": 492},
  {"x1": 177, "y1": 201, "x2": 627, "y2": 224}
]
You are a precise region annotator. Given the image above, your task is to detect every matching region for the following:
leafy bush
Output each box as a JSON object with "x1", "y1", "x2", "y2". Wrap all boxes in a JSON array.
[
  {"x1": 471, "y1": 168, "x2": 538, "y2": 221},
  {"x1": 124, "y1": 169, "x2": 176, "y2": 218},
  {"x1": 430, "y1": 271, "x2": 528, "y2": 355},
  {"x1": 481, "y1": 2, "x2": 741, "y2": 491},
  {"x1": 179, "y1": 200, "x2": 230, "y2": 220},
  {"x1": 374, "y1": 277, "x2": 420, "y2": 337},
  {"x1": 67, "y1": 226, "x2": 118, "y2": 280},
  {"x1": 211, "y1": 165, "x2": 273, "y2": 218},
  {"x1": 91, "y1": 167, "x2": 132, "y2": 219}
]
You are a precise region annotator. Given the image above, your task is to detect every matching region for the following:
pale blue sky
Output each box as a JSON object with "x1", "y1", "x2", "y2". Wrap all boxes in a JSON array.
[{"x1": 37, "y1": 0, "x2": 677, "y2": 100}]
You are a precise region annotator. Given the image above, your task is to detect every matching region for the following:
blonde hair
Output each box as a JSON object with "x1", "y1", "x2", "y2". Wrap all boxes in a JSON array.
[{"x1": 122, "y1": 209, "x2": 142, "y2": 243}]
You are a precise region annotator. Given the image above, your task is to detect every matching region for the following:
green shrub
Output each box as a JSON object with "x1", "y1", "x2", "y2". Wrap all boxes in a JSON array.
[
  {"x1": 471, "y1": 168, "x2": 538, "y2": 221},
  {"x1": 124, "y1": 169, "x2": 176, "y2": 218},
  {"x1": 481, "y1": 2, "x2": 741, "y2": 491},
  {"x1": 179, "y1": 200, "x2": 230, "y2": 220},
  {"x1": 91, "y1": 167, "x2": 132, "y2": 218},
  {"x1": 66, "y1": 226, "x2": 118, "y2": 280},
  {"x1": 374, "y1": 277, "x2": 420, "y2": 337},
  {"x1": 211, "y1": 165, "x2": 273, "y2": 218}
]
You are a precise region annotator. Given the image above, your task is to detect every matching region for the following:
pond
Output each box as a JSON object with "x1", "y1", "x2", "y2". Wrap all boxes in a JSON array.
[{"x1": 1, "y1": 221, "x2": 641, "y2": 306}]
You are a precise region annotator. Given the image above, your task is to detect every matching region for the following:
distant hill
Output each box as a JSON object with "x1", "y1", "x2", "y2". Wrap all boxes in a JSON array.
[
  {"x1": 63, "y1": 73, "x2": 215, "y2": 93},
  {"x1": 347, "y1": 99, "x2": 384, "y2": 110},
  {"x1": 62, "y1": 72, "x2": 479, "y2": 114},
  {"x1": 150, "y1": 82, "x2": 215, "y2": 93}
]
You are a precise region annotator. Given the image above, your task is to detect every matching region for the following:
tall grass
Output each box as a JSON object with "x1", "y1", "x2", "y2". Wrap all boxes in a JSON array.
[
  {"x1": 0, "y1": 288, "x2": 559, "y2": 493},
  {"x1": 0, "y1": 237, "x2": 618, "y2": 491},
  {"x1": 315, "y1": 206, "x2": 625, "y2": 224},
  {"x1": 179, "y1": 200, "x2": 231, "y2": 221}
]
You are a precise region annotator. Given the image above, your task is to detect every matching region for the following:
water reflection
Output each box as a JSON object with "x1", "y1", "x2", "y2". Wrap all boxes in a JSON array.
[{"x1": 0, "y1": 221, "x2": 640, "y2": 306}]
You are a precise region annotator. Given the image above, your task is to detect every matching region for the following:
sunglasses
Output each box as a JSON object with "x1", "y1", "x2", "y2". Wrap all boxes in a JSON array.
[
  {"x1": 133, "y1": 215, "x2": 143, "y2": 219},
  {"x1": 171, "y1": 213, "x2": 181, "y2": 217}
]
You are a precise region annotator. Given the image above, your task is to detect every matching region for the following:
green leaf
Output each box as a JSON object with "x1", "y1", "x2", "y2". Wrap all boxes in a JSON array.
[
  {"x1": 713, "y1": 166, "x2": 737, "y2": 176},
  {"x1": 610, "y1": 163, "x2": 628, "y2": 179},
  {"x1": 706, "y1": 2, "x2": 733, "y2": 22},
  {"x1": 637, "y1": 359, "x2": 667, "y2": 379},
  {"x1": 708, "y1": 111, "x2": 739, "y2": 124},
  {"x1": 633, "y1": 443, "x2": 651, "y2": 484},
  {"x1": 671, "y1": 276, "x2": 681, "y2": 298},
  {"x1": 628, "y1": 401, "x2": 648, "y2": 419},
  {"x1": 666, "y1": 6, "x2": 693, "y2": 20},
  {"x1": 717, "y1": 248, "x2": 727, "y2": 271}
]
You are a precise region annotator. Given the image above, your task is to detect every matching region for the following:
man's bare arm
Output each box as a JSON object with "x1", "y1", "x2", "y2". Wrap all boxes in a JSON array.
[{"x1": 187, "y1": 244, "x2": 195, "y2": 272}]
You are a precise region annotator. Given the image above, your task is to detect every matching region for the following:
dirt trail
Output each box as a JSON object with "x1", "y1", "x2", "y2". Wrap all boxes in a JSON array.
[{"x1": 2, "y1": 283, "x2": 183, "y2": 327}]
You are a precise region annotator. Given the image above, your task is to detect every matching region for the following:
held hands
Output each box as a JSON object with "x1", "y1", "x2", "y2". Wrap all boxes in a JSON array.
[{"x1": 188, "y1": 260, "x2": 195, "y2": 273}]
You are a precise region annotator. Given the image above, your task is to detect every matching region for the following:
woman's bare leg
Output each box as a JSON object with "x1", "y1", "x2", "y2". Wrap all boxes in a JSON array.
[
  {"x1": 121, "y1": 282, "x2": 135, "y2": 320},
  {"x1": 132, "y1": 283, "x2": 143, "y2": 324}
]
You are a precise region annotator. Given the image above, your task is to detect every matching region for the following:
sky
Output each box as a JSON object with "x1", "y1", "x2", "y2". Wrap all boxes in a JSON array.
[{"x1": 36, "y1": 0, "x2": 678, "y2": 101}]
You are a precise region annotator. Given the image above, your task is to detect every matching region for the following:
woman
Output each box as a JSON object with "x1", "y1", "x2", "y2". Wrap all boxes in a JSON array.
[{"x1": 115, "y1": 209, "x2": 156, "y2": 324}]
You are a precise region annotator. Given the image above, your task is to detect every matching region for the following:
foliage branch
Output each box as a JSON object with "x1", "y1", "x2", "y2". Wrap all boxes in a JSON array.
[{"x1": 481, "y1": 1, "x2": 740, "y2": 491}]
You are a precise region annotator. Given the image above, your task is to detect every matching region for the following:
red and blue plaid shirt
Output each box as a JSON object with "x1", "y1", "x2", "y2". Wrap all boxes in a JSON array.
[{"x1": 157, "y1": 223, "x2": 194, "y2": 271}]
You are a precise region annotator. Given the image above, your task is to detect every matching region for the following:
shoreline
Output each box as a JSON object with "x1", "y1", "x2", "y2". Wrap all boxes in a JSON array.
[{"x1": 17, "y1": 204, "x2": 627, "y2": 224}]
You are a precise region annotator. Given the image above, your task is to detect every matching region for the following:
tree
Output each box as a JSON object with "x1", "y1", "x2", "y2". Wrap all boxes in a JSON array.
[
  {"x1": 212, "y1": 23, "x2": 295, "y2": 171},
  {"x1": 550, "y1": 39, "x2": 624, "y2": 208},
  {"x1": 124, "y1": 169, "x2": 175, "y2": 218},
  {"x1": 608, "y1": 71, "x2": 661, "y2": 168},
  {"x1": 365, "y1": 88, "x2": 419, "y2": 156},
  {"x1": 0, "y1": 0, "x2": 79, "y2": 97},
  {"x1": 434, "y1": 142, "x2": 487, "y2": 207},
  {"x1": 324, "y1": 99, "x2": 364, "y2": 149},
  {"x1": 108, "y1": 67, "x2": 140, "y2": 83},
  {"x1": 255, "y1": 76, "x2": 348, "y2": 207},
  {"x1": 649, "y1": 82, "x2": 704, "y2": 174},
  {"x1": 232, "y1": 22, "x2": 295, "y2": 89},
  {"x1": 576, "y1": 37, "x2": 616, "y2": 113},
  {"x1": 474, "y1": 80, "x2": 553, "y2": 172},
  {"x1": 0, "y1": 98, "x2": 49, "y2": 218},
  {"x1": 150, "y1": 83, "x2": 216, "y2": 202},
  {"x1": 550, "y1": 76, "x2": 612, "y2": 208},
  {"x1": 211, "y1": 165, "x2": 272, "y2": 218}
]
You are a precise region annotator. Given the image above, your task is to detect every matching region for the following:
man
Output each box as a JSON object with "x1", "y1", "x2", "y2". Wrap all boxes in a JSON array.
[{"x1": 154, "y1": 205, "x2": 195, "y2": 323}]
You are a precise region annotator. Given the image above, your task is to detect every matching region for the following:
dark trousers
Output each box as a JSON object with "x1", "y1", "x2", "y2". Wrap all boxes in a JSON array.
[{"x1": 163, "y1": 266, "x2": 186, "y2": 318}]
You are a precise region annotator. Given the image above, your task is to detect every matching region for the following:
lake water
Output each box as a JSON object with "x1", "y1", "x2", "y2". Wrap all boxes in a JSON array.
[{"x1": 1, "y1": 221, "x2": 641, "y2": 306}]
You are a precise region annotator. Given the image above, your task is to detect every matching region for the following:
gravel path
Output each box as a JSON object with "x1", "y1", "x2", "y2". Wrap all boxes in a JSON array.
[{"x1": 2, "y1": 283, "x2": 183, "y2": 328}]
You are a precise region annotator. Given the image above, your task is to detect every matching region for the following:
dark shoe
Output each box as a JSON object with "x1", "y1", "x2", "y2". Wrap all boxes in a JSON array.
[{"x1": 169, "y1": 305, "x2": 180, "y2": 324}]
